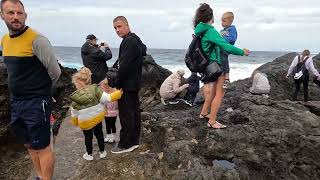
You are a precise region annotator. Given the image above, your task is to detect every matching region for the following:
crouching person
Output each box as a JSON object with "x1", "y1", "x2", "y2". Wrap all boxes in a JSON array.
[
  {"x1": 159, "y1": 69, "x2": 189, "y2": 105},
  {"x1": 183, "y1": 72, "x2": 201, "y2": 107},
  {"x1": 70, "y1": 67, "x2": 122, "y2": 161}
]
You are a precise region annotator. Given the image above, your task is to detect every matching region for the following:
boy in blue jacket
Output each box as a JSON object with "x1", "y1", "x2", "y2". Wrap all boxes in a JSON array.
[
  {"x1": 220, "y1": 11, "x2": 237, "y2": 88},
  {"x1": 183, "y1": 72, "x2": 201, "y2": 107}
]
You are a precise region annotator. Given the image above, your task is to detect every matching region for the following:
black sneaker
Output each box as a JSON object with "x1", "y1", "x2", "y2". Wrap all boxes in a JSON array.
[
  {"x1": 111, "y1": 144, "x2": 139, "y2": 154},
  {"x1": 183, "y1": 99, "x2": 193, "y2": 107}
]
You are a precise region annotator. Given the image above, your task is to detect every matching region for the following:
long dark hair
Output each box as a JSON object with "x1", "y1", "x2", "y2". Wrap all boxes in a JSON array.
[{"x1": 193, "y1": 3, "x2": 213, "y2": 28}]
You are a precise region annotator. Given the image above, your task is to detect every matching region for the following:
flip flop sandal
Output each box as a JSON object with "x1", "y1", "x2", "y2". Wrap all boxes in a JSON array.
[
  {"x1": 199, "y1": 114, "x2": 210, "y2": 120},
  {"x1": 207, "y1": 121, "x2": 227, "y2": 129}
]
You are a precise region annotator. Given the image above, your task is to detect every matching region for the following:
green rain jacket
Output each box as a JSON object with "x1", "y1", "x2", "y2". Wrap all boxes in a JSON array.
[{"x1": 194, "y1": 22, "x2": 244, "y2": 64}]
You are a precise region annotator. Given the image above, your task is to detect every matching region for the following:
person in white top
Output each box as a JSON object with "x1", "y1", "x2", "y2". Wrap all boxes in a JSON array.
[{"x1": 286, "y1": 49, "x2": 320, "y2": 102}]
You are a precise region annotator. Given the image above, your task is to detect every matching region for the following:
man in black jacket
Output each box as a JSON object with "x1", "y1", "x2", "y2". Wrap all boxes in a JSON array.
[
  {"x1": 111, "y1": 16, "x2": 147, "y2": 154},
  {"x1": 81, "y1": 34, "x2": 112, "y2": 84}
]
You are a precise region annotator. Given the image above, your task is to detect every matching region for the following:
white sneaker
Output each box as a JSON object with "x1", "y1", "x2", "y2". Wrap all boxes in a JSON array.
[
  {"x1": 131, "y1": 145, "x2": 139, "y2": 151},
  {"x1": 104, "y1": 134, "x2": 111, "y2": 143},
  {"x1": 104, "y1": 134, "x2": 115, "y2": 143},
  {"x1": 168, "y1": 100, "x2": 180, "y2": 105},
  {"x1": 108, "y1": 134, "x2": 115, "y2": 143},
  {"x1": 83, "y1": 153, "x2": 93, "y2": 161},
  {"x1": 99, "y1": 151, "x2": 107, "y2": 159}
]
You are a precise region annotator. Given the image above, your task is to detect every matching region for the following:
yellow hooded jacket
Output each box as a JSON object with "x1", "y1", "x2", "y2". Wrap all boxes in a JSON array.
[{"x1": 70, "y1": 85, "x2": 121, "y2": 130}]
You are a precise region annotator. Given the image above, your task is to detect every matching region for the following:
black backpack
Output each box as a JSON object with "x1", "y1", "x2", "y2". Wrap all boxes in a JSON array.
[
  {"x1": 185, "y1": 34, "x2": 209, "y2": 73},
  {"x1": 293, "y1": 56, "x2": 308, "y2": 79}
]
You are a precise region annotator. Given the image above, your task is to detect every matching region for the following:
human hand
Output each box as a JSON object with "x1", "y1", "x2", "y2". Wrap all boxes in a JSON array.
[
  {"x1": 243, "y1": 48, "x2": 250, "y2": 56},
  {"x1": 183, "y1": 84, "x2": 190, "y2": 88},
  {"x1": 100, "y1": 42, "x2": 109, "y2": 48}
]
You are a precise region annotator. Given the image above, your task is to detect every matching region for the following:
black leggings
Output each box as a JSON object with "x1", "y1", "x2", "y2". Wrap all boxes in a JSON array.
[
  {"x1": 82, "y1": 122, "x2": 104, "y2": 155},
  {"x1": 293, "y1": 75, "x2": 309, "y2": 102},
  {"x1": 105, "y1": 116, "x2": 117, "y2": 134}
]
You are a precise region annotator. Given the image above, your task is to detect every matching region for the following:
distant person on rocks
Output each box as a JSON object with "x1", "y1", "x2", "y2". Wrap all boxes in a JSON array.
[
  {"x1": 220, "y1": 11, "x2": 238, "y2": 89},
  {"x1": 0, "y1": 0, "x2": 61, "y2": 179},
  {"x1": 159, "y1": 69, "x2": 189, "y2": 105},
  {"x1": 111, "y1": 16, "x2": 147, "y2": 154},
  {"x1": 100, "y1": 78, "x2": 119, "y2": 143},
  {"x1": 70, "y1": 67, "x2": 122, "y2": 161},
  {"x1": 81, "y1": 34, "x2": 112, "y2": 84},
  {"x1": 183, "y1": 72, "x2": 201, "y2": 107},
  {"x1": 194, "y1": 3, "x2": 250, "y2": 129},
  {"x1": 286, "y1": 49, "x2": 320, "y2": 102}
]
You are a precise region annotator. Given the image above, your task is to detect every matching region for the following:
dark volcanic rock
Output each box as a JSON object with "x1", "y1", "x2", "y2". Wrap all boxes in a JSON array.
[
  {"x1": 0, "y1": 59, "x2": 10, "y2": 143},
  {"x1": 48, "y1": 53, "x2": 320, "y2": 180},
  {"x1": 140, "y1": 55, "x2": 172, "y2": 109},
  {"x1": 3, "y1": 53, "x2": 320, "y2": 180},
  {"x1": 313, "y1": 53, "x2": 320, "y2": 61}
]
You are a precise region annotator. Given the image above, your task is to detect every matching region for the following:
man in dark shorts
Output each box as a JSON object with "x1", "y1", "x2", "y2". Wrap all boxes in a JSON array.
[{"x1": 1, "y1": 0, "x2": 61, "y2": 179}]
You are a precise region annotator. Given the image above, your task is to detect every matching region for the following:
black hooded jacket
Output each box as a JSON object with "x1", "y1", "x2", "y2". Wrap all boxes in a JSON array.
[
  {"x1": 115, "y1": 32, "x2": 147, "y2": 92},
  {"x1": 81, "y1": 42, "x2": 112, "y2": 83}
]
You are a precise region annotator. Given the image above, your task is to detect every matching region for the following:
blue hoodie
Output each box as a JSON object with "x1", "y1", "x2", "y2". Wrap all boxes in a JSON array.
[{"x1": 220, "y1": 25, "x2": 237, "y2": 45}]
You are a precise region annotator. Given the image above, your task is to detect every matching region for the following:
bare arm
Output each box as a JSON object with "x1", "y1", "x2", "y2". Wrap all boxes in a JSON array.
[{"x1": 172, "y1": 77, "x2": 188, "y2": 94}]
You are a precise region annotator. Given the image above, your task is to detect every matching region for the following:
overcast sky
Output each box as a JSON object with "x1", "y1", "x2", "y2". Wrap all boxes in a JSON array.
[{"x1": 1, "y1": 0, "x2": 320, "y2": 52}]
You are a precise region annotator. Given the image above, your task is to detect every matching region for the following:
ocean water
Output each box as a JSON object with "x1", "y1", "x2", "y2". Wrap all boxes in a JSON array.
[{"x1": 54, "y1": 46, "x2": 287, "y2": 82}]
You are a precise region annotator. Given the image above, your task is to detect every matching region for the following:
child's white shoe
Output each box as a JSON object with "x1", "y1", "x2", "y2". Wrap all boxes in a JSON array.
[
  {"x1": 105, "y1": 134, "x2": 115, "y2": 143},
  {"x1": 83, "y1": 153, "x2": 93, "y2": 161},
  {"x1": 104, "y1": 134, "x2": 112, "y2": 143},
  {"x1": 108, "y1": 134, "x2": 115, "y2": 143},
  {"x1": 99, "y1": 151, "x2": 107, "y2": 159}
]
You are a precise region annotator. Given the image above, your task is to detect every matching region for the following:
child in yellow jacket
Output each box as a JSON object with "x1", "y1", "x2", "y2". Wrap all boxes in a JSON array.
[{"x1": 70, "y1": 67, "x2": 122, "y2": 161}]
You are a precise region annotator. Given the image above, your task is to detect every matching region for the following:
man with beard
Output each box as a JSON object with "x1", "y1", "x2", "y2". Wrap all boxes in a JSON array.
[
  {"x1": 0, "y1": 0, "x2": 61, "y2": 179},
  {"x1": 111, "y1": 16, "x2": 147, "y2": 154}
]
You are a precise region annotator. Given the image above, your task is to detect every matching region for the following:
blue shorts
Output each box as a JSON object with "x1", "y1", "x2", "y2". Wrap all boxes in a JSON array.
[
  {"x1": 10, "y1": 97, "x2": 52, "y2": 150},
  {"x1": 220, "y1": 50, "x2": 230, "y2": 73}
]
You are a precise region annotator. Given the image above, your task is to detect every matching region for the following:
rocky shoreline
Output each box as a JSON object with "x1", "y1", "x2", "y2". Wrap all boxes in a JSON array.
[{"x1": 1, "y1": 53, "x2": 320, "y2": 180}]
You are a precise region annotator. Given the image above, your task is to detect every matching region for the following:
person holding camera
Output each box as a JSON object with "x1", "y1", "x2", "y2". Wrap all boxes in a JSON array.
[{"x1": 81, "y1": 34, "x2": 112, "y2": 84}]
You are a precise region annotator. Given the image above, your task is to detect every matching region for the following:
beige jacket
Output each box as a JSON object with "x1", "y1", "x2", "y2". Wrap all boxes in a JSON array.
[{"x1": 159, "y1": 72, "x2": 188, "y2": 99}]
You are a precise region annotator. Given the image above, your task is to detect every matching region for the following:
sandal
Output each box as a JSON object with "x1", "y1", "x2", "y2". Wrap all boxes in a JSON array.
[
  {"x1": 223, "y1": 79, "x2": 230, "y2": 89},
  {"x1": 199, "y1": 114, "x2": 210, "y2": 120},
  {"x1": 207, "y1": 121, "x2": 227, "y2": 129}
]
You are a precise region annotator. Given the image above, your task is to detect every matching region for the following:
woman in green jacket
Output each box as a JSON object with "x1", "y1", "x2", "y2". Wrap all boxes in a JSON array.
[{"x1": 195, "y1": 3, "x2": 250, "y2": 129}]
